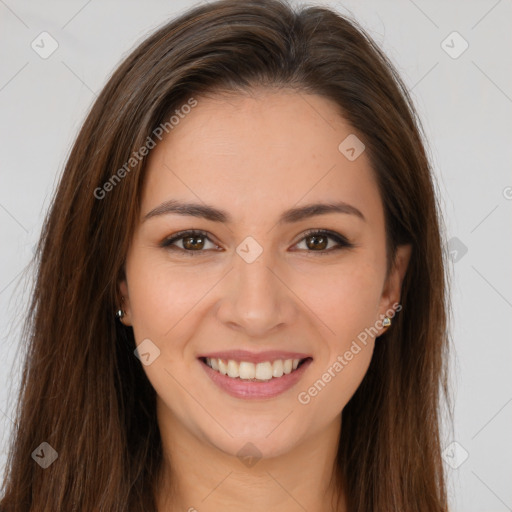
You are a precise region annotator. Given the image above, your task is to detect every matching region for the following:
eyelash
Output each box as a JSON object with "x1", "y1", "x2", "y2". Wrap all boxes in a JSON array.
[{"x1": 160, "y1": 229, "x2": 354, "y2": 256}]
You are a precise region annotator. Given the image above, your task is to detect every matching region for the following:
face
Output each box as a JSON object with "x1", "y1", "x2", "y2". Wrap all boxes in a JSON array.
[{"x1": 119, "y1": 88, "x2": 410, "y2": 459}]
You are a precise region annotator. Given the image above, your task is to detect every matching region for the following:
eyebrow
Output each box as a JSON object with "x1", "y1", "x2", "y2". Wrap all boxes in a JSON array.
[{"x1": 143, "y1": 199, "x2": 365, "y2": 224}]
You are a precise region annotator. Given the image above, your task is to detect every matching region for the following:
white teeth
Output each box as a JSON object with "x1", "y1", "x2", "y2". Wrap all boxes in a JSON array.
[
  {"x1": 272, "y1": 359, "x2": 283, "y2": 378},
  {"x1": 255, "y1": 361, "x2": 273, "y2": 380},
  {"x1": 227, "y1": 360, "x2": 239, "y2": 378},
  {"x1": 218, "y1": 359, "x2": 228, "y2": 375},
  {"x1": 204, "y1": 357, "x2": 306, "y2": 380},
  {"x1": 239, "y1": 361, "x2": 255, "y2": 379}
]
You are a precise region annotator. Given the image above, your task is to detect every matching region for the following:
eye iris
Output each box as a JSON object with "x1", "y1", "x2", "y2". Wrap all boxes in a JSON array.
[
  {"x1": 183, "y1": 235, "x2": 205, "y2": 250},
  {"x1": 306, "y1": 234, "x2": 328, "y2": 250}
]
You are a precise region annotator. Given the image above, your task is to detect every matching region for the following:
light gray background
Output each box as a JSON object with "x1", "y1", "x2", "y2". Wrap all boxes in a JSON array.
[{"x1": 1, "y1": 1, "x2": 511, "y2": 510}]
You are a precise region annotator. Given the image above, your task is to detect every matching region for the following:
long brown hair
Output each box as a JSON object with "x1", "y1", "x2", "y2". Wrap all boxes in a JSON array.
[{"x1": 0, "y1": 0, "x2": 450, "y2": 510}]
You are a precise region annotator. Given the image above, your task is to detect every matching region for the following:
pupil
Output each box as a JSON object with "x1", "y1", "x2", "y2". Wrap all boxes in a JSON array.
[
  {"x1": 184, "y1": 236, "x2": 204, "y2": 250},
  {"x1": 307, "y1": 235, "x2": 327, "y2": 250}
]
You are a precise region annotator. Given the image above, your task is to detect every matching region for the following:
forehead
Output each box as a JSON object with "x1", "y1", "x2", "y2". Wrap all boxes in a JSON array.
[
  {"x1": 141, "y1": 89, "x2": 382, "y2": 224},
  {"x1": 154, "y1": 88, "x2": 355, "y2": 164}
]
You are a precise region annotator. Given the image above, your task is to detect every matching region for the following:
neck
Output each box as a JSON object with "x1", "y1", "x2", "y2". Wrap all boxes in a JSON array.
[{"x1": 155, "y1": 406, "x2": 346, "y2": 512}]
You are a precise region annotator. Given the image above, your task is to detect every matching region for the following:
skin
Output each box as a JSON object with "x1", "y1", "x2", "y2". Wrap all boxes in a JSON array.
[{"x1": 119, "y1": 88, "x2": 411, "y2": 512}]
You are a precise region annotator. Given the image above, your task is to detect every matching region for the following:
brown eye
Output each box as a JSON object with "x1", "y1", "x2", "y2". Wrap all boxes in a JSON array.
[
  {"x1": 161, "y1": 230, "x2": 218, "y2": 255},
  {"x1": 295, "y1": 229, "x2": 353, "y2": 253},
  {"x1": 305, "y1": 233, "x2": 329, "y2": 251},
  {"x1": 182, "y1": 234, "x2": 206, "y2": 250}
]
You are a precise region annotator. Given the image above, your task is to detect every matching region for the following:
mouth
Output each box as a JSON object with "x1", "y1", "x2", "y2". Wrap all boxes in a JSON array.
[{"x1": 197, "y1": 354, "x2": 313, "y2": 399}]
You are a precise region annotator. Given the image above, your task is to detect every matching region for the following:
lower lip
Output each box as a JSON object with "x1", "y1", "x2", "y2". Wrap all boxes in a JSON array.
[{"x1": 199, "y1": 358, "x2": 313, "y2": 399}]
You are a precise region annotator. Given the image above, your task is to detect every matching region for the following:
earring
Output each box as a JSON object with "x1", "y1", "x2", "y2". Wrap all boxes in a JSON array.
[
  {"x1": 116, "y1": 308, "x2": 125, "y2": 319},
  {"x1": 382, "y1": 316, "x2": 391, "y2": 328}
]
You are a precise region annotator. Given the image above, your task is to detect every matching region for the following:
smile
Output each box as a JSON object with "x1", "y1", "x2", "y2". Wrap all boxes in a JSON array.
[{"x1": 198, "y1": 354, "x2": 313, "y2": 399}]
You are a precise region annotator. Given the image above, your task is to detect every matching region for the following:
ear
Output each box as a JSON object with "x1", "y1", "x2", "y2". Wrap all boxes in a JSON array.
[
  {"x1": 118, "y1": 279, "x2": 133, "y2": 326},
  {"x1": 377, "y1": 244, "x2": 412, "y2": 332}
]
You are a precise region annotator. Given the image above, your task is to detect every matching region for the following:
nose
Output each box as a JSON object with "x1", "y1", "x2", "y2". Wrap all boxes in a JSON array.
[{"x1": 215, "y1": 246, "x2": 298, "y2": 338}]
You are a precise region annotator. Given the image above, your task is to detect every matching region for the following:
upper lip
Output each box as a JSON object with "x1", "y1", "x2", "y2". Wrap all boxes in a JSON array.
[{"x1": 197, "y1": 350, "x2": 312, "y2": 364}]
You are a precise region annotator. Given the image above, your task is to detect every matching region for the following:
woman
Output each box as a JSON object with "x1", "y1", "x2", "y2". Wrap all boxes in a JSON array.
[{"x1": 0, "y1": 0, "x2": 450, "y2": 510}]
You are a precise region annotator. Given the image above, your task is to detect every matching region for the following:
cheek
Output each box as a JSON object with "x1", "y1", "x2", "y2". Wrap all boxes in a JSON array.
[
  {"x1": 291, "y1": 260, "x2": 381, "y2": 411},
  {"x1": 305, "y1": 341, "x2": 375, "y2": 417},
  {"x1": 295, "y1": 295, "x2": 376, "y2": 421},
  {"x1": 125, "y1": 250, "x2": 201, "y2": 343},
  {"x1": 291, "y1": 256, "x2": 383, "y2": 337}
]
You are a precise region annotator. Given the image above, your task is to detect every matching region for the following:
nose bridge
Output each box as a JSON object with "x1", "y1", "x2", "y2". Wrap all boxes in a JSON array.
[{"x1": 216, "y1": 238, "x2": 295, "y2": 336}]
